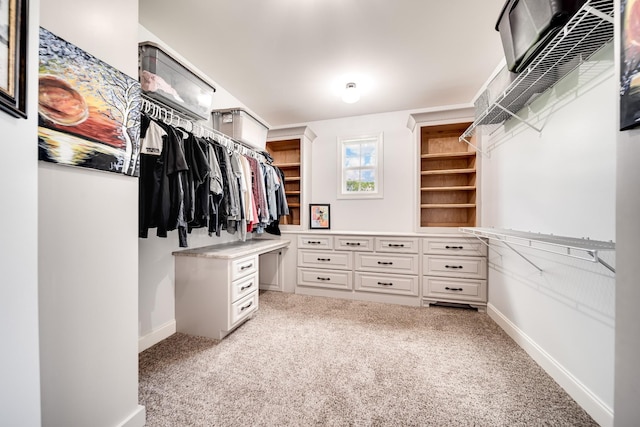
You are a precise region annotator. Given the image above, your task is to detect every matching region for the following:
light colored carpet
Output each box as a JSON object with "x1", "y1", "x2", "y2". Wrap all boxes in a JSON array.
[{"x1": 139, "y1": 291, "x2": 598, "y2": 426}]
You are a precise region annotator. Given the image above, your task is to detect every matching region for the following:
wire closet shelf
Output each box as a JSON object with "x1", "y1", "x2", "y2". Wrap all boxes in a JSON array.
[
  {"x1": 140, "y1": 95, "x2": 268, "y2": 163},
  {"x1": 459, "y1": 227, "x2": 615, "y2": 274},
  {"x1": 461, "y1": 0, "x2": 614, "y2": 147}
]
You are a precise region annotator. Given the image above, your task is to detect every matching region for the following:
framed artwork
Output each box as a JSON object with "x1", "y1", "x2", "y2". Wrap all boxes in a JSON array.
[
  {"x1": 38, "y1": 27, "x2": 141, "y2": 176},
  {"x1": 621, "y1": 0, "x2": 640, "y2": 130},
  {"x1": 309, "y1": 204, "x2": 330, "y2": 230},
  {"x1": 0, "y1": 0, "x2": 27, "y2": 118}
]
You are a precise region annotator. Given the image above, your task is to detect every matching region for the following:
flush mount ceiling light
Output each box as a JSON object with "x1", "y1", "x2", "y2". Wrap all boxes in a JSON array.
[{"x1": 342, "y1": 82, "x2": 360, "y2": 104}]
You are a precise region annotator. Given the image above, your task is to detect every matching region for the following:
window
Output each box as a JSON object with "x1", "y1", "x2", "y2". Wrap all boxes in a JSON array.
[{"x1": 338, "y1": 133, "x2": 383, "y2": 199}]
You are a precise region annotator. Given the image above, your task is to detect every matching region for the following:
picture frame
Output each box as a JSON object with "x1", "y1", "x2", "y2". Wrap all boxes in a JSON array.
[
  {"x1": 309, "y1": 204, "x2": 330, "y2": 230},
  {"x1": 0, "y1": 0, "x2": 27, "y2": 119}
]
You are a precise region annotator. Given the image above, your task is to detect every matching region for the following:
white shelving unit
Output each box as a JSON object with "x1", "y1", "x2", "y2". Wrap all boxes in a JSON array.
[
  {"x1": 461, "y1": 0, "x2": 614, "y2": 151},
  {"x1": 459, "y1": 227, "x2": 615, "y2": 274}
]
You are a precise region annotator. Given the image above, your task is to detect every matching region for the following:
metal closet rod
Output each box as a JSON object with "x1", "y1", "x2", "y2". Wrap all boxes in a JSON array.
[{"x1": 140, "y1": 95, "x2": 268, "y2": 163}]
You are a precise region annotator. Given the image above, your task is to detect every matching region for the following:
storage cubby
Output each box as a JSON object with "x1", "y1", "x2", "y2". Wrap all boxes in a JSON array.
[
  {"x1": 266, "y1": 138, "x2": 302, "y2": 225},
  {"x1": 419, "y1": 122, "x2": 476, "y2": 227}
]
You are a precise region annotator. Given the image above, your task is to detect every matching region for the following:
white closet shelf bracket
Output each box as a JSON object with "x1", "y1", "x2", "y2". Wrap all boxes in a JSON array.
[
  {"x1": 459, "y1": 227, "x2": 615, "y2": 274},
  {"x1": 459, "y1": 134, "x2": 486, "y2": 156}
]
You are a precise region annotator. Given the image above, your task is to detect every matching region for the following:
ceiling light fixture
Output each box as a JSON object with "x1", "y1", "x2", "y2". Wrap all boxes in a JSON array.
[{"x1": 342, "y1": 82, "x2": 360, "y2": 104}]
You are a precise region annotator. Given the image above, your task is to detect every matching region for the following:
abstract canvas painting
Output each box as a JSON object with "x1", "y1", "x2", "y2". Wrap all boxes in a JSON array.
[
  {"x1": 621, "y1": 0, "x2": 640, "y2": 130},
  {"x1": 38, "y1": 27, "x2": 141, "y2": 176}
]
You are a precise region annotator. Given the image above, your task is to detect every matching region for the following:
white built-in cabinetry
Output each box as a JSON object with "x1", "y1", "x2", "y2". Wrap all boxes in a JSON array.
[
  {"x1": 293, "y1": 232, "x2": 487, "y2": 309},
  {"x1": 173, "y1": 239, "x2": 289, "y2": 339}
]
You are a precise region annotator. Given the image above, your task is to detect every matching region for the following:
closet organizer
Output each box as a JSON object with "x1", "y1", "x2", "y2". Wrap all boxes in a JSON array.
[{"x1": 139, "y1": 96, "x2": 290, "y2": 247}]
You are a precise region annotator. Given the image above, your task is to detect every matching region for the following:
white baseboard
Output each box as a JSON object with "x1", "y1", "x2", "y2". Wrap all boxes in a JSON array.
[
  {"x1": 138, "y1": 320, "x2": 176, "y2": 353},
  {"x1": 487, "y1": 303, "x2": 613, "y2": 427},
  {"x1": 118, "y1": 405, "x2": 145, "y2": 427}
]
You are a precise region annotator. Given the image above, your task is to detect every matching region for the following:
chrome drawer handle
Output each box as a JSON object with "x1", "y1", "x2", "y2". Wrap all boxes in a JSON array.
[
  {"x1": 445, "y1": 245, "x2": 464, "y2": 250},
  {"x1": 377, "y1": 261, "x2": 393, "y2": 265},
  {"x1": 388, "y1": 244, "x2": 405, "y2": 248},
  {"x1": 377, "y1": 282, "x2": 393, "y2": 286},
  {"x1": 240, "y1": 283, "x2": 253, "y2": 291},
  {"x1": 346, "y1": 242, "x2": 361, "y2": 246},
  {"x1": 308, "y1": 241, "x2": 322, "y2": 244},
  {"x1": 240, "y1": 264, "x2": 253, "y2": 270},
  {"x1": 317, "y1": 277, "x2": 331, "y2": 281},
  {"x1": 317, "y1": 258, "x2": 331, "y2": 262},
  {"x1": 445, "y1": 265, "x2": 463, "y2": 269},
  {"x1": 240, "y1": 301, "x2": 253, "y2": 311},
  {"x1": 445, "y1": 287, "x2": 464, "y2": 291}
]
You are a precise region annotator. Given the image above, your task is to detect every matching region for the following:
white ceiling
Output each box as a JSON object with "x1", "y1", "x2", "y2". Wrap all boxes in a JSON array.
[{"x1": 138, "y1": 0, "x2": 507, "y2": 127}]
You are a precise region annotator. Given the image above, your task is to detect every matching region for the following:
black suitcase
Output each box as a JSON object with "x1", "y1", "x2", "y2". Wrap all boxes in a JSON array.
[{"x1": 496, "y1": 0, "x2": 586, "y2": 73}]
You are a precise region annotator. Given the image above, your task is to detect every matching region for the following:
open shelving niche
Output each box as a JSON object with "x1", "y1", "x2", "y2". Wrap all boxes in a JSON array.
[
  {"x1": 460, "y1": 0, "x2": 614, "y2": 155},
  {"x1": 459, "y1": 227, "x2": 615, "y2": 274}
]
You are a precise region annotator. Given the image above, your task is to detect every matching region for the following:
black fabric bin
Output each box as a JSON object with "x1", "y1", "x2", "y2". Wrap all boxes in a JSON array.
[{"x1": 496, "y1": 0, "x2": 586, "y2": 73}]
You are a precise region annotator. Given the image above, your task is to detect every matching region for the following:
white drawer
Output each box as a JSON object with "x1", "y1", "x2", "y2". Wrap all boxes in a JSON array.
[
  {"x1": 298, "y1": 235, "x2": 333, "y2": 250},
  {"x1": 334, "y1": 236, "x2": 374, "y2": 252},
  {"x1": 231, "y1": 255, "x2": 258, "y2": 281},
  {"x1": 423, "y1": 276, "x2": 487, "y2": 303},
  {"x1": 355, "y1": 272, "x2": 418, "y2": 296},
  {"x1": 375, "y1": 237, "x2": 419, "y2": 253},
  {"x1": 297, "y1": 268, "x2": 352, "y2": 290},
  {"x1": 231, "y1": 273, "x2": 258, "y2": 303},
  {"x1": 298, "y1": 250, "x2": 352, "y2": 270},
  {"x1": 423, "y1": 237, "x2": 487, "y2": 256},
  {"x1": 424, "y1": 255, "x2": 487, "y2": 279},
  {"x1": 355, "y1": 253, "x2": 419, "y2": 275},
  {"x1": 230, "y1": 291, "x2": 258, "y2": 327}
]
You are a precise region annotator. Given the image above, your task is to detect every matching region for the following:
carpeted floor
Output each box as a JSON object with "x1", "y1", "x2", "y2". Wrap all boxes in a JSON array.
[{"x1": 139, "y1": 291, "x2": 598, "y2": 426}]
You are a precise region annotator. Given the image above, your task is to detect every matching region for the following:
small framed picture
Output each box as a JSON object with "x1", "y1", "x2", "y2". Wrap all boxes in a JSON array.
[{"x1": 309, "y1": 204, "x2": 330, "y2": 230}]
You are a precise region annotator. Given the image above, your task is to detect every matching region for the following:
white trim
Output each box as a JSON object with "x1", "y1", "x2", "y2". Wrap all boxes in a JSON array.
[
  {"x1": 117, "y1": 405, "x2": 146, "y2": 427},
  {"x1": 487, "y1": 303, "x2": 613, "y2": 427},
  {"x1": 138, "y1": 320, "x2": 176, "y2": 353}
]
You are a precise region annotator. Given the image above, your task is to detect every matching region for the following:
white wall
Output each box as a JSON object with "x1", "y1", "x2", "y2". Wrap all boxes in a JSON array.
[
  {"x1": 39, "y1": 1, "x2": 144, "y2": 426},
  {"x1": 0, "y1": 0, "x2": 41, "y2": 425},
  {"x1": 137, "y1": 26, "x2": 261, "y2": 351},
  {"x1": 480, "y1": 47, "x2": 616, "y2": 426},
  {"x1": 304, "y1": 110, "x2": 417, "y2": 232}
]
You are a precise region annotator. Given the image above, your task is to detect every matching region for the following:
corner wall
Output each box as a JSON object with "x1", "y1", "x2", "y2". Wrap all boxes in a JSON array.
[
  {"x1": 39, "y1": 0, "x2": 144, "y2": 425},
  {"x1": 0, "y1": 0, "x2": 42, "y2": 425},
  {"x1": 480, "y1": 47, "x2": 616, "y2": 426}
]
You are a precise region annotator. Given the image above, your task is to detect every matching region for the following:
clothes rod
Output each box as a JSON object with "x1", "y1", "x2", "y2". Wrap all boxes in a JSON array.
[{"x1": 140, "y1": 95, "x2": 268, "y2": 163}]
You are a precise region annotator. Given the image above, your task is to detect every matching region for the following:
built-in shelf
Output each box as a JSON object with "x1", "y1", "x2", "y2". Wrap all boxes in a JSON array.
[
  {"x1": 422, "y1": 204, "x2": 476, "y2": 209},
  {"x1": 421, "y1": 168, "x2": 476, "y2": 176},
  {"x1": 421, "y1": 152, "x2": 476, "y2": 160},
  {"x1": 461, "y1": 0, "x2": 614, "y2": 149},
  {"x1": 459, "y1": 227, "x2": 615, "y2": 273},
  {"x1": 421, "y1": 186, "x2": 476, "y2": 192},
  {"x1": 273, "y1": 162, "x2": 301, "y2": 169},
  {"x1": 284, "y1": 177, "x2": 300, "y2": 182}
]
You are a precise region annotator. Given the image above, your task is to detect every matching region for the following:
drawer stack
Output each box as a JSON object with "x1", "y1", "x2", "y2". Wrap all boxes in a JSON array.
[
  {"x1": 422, "y1": 236, "x2": 488, "y2": 311},
  {"x1": 296, "y1": 235, "x2": 421, "y2": 305}
]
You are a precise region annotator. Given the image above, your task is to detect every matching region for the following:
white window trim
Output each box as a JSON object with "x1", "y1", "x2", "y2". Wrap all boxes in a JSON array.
[{"x1": 337, "y1": 132, "x2": 384, "y2": 200}]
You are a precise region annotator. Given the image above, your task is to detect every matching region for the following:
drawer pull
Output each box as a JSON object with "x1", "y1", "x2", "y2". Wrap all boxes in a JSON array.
[
  {"x1": 317, "y1": 277, "x2": 331, "y2": 281},
  {"x1": 240, "y1": 283, "x2": 254, "y2": 291},
  {"x1": 388, "y1": 244, "x2": 405, "y2": 248},
  {"x1": 377, "y1": 261, "x2": 394, "y2": 265},
  {"x1": 240, "y1": 264, "x2": 253, "y2": 271},
  {"x1": 445, "y1": 265, "x2": 463, "y2": 269},
  {"x1": 445, "y1": 287, "x2": 464, "y2": 291},
  {"x1": 317, "y1": 258, "x2": 331, "y2": 262},
  {"x1": 307, "y1": 241, "x2": 322, "y2": 245},
  {"x1": 346, "y1": 242, "x2": 361, "y2": 246},
  {"x1": 377, "y1": 281, "x2": 393, "y2": 286},
  {"x1": 445, "y1": 245, "x2": 464, "y2": 250},
  {"x1": 240, "y1": 301, "x2": 253, "y2": 311}
]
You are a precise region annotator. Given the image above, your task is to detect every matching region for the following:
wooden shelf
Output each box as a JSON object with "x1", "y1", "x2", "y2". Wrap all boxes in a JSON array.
[
  {"x1": 287, "y1": 203, "x2": 301, "y2": 208},
  {"x1": 421, "y1": 186, "x2": 475, "y2": 192},
  {"x1": 421, "y1": 204, "x2": 476, "y2": 209},
  {"x1": 284, "y1": 177, "x2": 300, "y2": 182},
  {"x1": 285, "y1": 191, "x2": 301, "y2": 196},
  {"x1": 421, "y1": 168, "x2": 476, "y2": 175},
  {"x1": 273, "y1": 162, "x2": 301, "y2": 169},
  {"x1": 421, "y1": 152, "x2": 475, "y2": 159}
]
